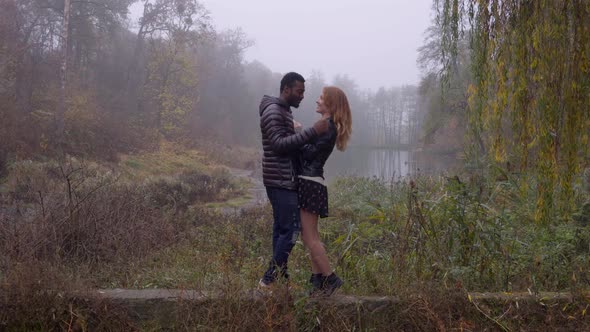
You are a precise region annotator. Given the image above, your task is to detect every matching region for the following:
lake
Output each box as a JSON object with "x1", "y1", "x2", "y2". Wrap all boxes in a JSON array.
[{"x1": 324, "y1": 147, "x2": 459, "y2": 181}]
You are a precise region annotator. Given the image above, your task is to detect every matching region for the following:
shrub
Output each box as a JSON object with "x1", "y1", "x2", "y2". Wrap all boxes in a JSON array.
[{"x1": 0, "y1": 262, "x2": 136, "y2": 331}]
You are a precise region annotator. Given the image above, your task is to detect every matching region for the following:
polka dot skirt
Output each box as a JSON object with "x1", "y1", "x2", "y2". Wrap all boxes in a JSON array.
[{"x1": 297, "y1": 177, "x2": 329, "y2": 218}]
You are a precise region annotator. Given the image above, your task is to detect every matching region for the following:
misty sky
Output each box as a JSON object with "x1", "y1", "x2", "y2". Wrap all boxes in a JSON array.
[{"x1": 130, "y1": 0, "x2": 434, "y2": 91}]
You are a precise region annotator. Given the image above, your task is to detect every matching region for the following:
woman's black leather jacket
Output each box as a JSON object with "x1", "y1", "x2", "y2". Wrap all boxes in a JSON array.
[{"x1": 298, "y1": 118, "x2": 337, "y2": 178}]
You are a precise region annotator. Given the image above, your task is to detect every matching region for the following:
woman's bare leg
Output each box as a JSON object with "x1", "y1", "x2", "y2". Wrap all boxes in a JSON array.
[{"x1": 300, "y1": 208, "x2": 332, "y2": 275}]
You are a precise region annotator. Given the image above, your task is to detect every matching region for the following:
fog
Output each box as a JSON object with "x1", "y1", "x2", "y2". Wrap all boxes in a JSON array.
[
  {"x1": 130, "y1": 0, "x2": 433, "y2": 91},
  {"x1": 2, "y1": 0, "x2": 461, "y2": 180}
]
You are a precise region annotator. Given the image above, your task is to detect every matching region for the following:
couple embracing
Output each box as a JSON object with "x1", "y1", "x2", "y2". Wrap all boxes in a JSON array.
[{"x1": 258, "y1": 72, "x2": 352, "y2": 296}]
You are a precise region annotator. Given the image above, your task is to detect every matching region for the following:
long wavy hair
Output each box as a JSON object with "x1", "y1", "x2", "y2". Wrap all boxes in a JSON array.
[{"x1": 323, "y1": 86, "x2": 352, "y2": 151}]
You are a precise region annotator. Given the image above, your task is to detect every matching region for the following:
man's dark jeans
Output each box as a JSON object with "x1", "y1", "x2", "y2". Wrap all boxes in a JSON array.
[{"x1": 262, "y1": 186, "x2": 300, "y2": 284}]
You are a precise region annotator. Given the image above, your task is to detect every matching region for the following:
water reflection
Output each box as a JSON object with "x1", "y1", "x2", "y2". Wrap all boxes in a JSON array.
[
  {"x1": 324, "y1": 147, "x2": 459, "y2": 181},
  {"x1": 325, "y1": 147, "x2": 410, "y2": 180}
]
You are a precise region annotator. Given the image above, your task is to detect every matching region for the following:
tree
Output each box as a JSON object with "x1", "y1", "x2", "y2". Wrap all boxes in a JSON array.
[
  {"x1": 136, "y1": 0, "x2": 211, "y2": 137},
  {"x1": 416, "y1": 8, "x2": 471, "y2": 152},
  {"x1": 57, "y1": 0, "x2": 71, "y2": 140},
  {"x1": 193, "y1": 28, "x2": 254, "y2": 144},
  {"x1": 438, "y1": 0, "x2": 590, "y2": 223},
  {"x1": 296, "y1": 70, "x2": 326, "y2": 129}
]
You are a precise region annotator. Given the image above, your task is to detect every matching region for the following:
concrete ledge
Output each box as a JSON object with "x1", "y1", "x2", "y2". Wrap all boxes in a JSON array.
[
  {"x1": 468, "y1": 291, "x2": 582, "y2": 302},
  {"x1": 96, "y1": 288, "x2": 585, "y2": 303},
  {"x1": 90, "y1": 289, "x2": 590, "y2": 328}
]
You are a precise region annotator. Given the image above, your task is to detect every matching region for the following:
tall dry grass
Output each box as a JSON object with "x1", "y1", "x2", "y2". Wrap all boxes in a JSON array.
[
  {"x1": 1, "y1": 155, "x2": 589, "y2": 330},
  {"x1": 0, "y1": 156, "x2": 237, "y2": 330}
]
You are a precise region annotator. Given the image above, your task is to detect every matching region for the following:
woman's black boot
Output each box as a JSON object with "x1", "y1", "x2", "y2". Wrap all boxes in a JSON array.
[{"x1": 321, "y1": 273, "x2": 343, "y2": 296}]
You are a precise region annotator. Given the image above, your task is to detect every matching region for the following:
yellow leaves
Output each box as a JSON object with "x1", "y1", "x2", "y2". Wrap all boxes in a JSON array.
[
  {"x1": 450, "y1": 0, "x2": 590, "y2": 223},
  {"x1": 493, "y1": 145, "x2": 506, "y2": 163},
  {"x1": 466, "y1": 83, "x2": 480, "y2": 114},
  {"x1": 534, "y1": 197, "x2": 545, "y2": 223},
  {"x1": 66, "y1": 94, "x2": 97, "y2": 123},
  {"x1": 495, "y1": 90, "x2": 508, "y2": 109},
  {"x1": 492, "y1": 136, "x2": 506, "y2": 163},
  {"x1": 532, "y1": 30, "x2": 540, "y2": 51},
  {"x1": 145, "y1": 42, "x2": 198, "y2": 136},
  {"x1": 530, "y1": 58, "x2": 538, "y2": 70},
  {"x1": 467, "y1": 83, "x2": 477, "y2": 96},
  {"x1": 526, "y1": 136, "x2": 538, "y2": 150},
  {"x1": 160, "y1": 90, "x2": 193, "y2": 136}
]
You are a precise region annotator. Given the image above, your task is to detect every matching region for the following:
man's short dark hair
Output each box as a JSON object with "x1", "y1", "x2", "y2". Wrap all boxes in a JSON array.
[{"x1": 280, "y1": 72, "x2": 305, "y2": 92}]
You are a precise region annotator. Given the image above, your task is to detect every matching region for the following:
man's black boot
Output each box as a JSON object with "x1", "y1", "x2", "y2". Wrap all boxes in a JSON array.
[{"x1": 309, "y1": 273, "x2": 323, "y2": 296}]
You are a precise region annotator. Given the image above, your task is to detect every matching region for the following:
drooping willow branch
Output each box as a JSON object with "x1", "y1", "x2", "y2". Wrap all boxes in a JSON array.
[{"x1": 437, "y1": 0, "x2": 590, "y2": 223}]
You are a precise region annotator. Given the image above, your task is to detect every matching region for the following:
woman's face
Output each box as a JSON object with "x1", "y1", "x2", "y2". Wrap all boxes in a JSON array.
[{"x1": 316, "y1": 93, "x2": 330, "y2": 115}]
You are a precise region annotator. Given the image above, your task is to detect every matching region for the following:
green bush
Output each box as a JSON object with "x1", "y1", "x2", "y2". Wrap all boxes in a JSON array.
[{"x1": 327, "y1": 174, "x2": 590, "y2": 293}]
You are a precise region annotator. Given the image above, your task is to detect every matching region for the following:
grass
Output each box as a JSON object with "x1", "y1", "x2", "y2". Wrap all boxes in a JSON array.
[
  {"x1": 0, "y1": 144, "x2": 589, "y2": 330},
  {"x1": 116, "y1": 141, "x2": 255, "y2": 211},
  {"x1": 118, "y1": 142, "x2": 209, "y2": 180},
  {"x1": 66, "y1": 173, "x2": 590, "y2": 295},
  {"x1": 205, "y1": 195, "x2": 253, "y2": 209}
]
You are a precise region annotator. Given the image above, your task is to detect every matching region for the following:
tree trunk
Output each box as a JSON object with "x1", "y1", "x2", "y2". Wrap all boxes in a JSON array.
[{"x1": 58, "y1": 0, "x2": 71, "y2": 142}]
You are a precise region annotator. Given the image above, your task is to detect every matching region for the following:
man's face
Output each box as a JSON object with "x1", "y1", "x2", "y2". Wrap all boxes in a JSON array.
[{"x1": 284, "y1": 81, "x2": 305, "y2": 108}]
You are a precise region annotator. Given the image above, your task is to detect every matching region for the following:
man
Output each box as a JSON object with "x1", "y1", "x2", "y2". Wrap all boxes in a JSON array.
[{"x1": 258, "y1": 72, "x2": 329, "y2": 288}]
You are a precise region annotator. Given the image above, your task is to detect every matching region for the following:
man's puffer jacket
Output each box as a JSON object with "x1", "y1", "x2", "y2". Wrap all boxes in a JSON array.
[{"x1": 259, "y1": 95, "x2": 317, "y2": 190}]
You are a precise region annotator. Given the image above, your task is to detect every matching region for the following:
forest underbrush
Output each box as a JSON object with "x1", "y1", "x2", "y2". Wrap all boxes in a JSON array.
[{"x1": 1, "y1": 148, "x2": 589, "y2": 330}]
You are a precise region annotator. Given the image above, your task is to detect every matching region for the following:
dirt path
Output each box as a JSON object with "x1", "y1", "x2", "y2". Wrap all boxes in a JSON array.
[{"x1": 222, "y1": 167, "x2": 266, "y2": 213}]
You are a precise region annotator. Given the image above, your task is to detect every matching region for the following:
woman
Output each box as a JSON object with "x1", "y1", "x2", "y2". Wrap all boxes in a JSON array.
[{"x1": 297, "y1": 86, "x2": 352, "y2": 296}]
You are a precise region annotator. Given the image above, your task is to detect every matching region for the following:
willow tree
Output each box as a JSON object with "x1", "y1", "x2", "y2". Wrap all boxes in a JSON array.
[{"x1": 437, "y1": 0, "x2": 590, "y2": 223}]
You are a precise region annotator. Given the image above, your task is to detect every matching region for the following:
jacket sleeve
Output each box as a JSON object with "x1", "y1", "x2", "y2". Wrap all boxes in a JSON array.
[
  {"x1": 261, "y1": 106, "x2": 317, "y2": 154},
  {"x1": 300, "y1": 139, "x2": 331, "y2": 161},
  {"x1": 300, "y1": 123, "x2": 336, "y2": 161}
]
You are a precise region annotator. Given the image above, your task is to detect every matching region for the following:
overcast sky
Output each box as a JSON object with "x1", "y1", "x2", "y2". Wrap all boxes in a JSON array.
[{"x1": 130, "y1": 0, "x2": 434, "y2": 91}]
